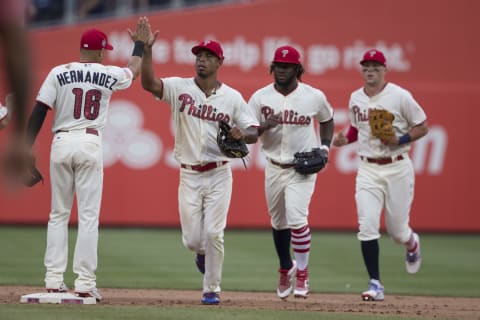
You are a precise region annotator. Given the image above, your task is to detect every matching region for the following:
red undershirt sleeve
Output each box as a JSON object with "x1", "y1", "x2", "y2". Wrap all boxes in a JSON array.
[{"x1": 345, "y1": 125, "x2": 358, "y2": 143}]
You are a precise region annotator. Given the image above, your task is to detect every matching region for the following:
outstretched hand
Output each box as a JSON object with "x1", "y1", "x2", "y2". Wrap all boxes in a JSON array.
[
  {"x1": 332, "y1": 132, "x2": 349, "y2": 147},
  {"x1": 128, "y1": 16, "x2": 159, "y2": 46},
  {"x1": 146, "y1": 28, "x2": 159, "y2": 47},
  {"x1": 264, "y1": 112, "x2": 281, "y2": 130},
  {"x1": 128, "y1": 16, "x2": 150, "y2": 43}
]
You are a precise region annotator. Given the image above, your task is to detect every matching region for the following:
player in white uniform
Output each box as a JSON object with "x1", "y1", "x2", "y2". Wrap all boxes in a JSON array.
[
  {"x1": 332, "y1": 49, "x2": 429, "y2": 301},
  {"x1": 25, "y1": 18, "x2": 151, "y2": 301},
  {"x1": 249, "y1": 46, "x2": 334, "y2": 299},
  {"x1": 140, "y1": 33, "x2": 258, "y2": 304}
]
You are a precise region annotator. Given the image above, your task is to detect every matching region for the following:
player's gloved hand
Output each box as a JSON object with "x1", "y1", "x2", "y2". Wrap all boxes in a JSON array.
[
  {"x1": 217, "y1": 121, "x2": 249, "y2": 159},
  {"x1": 369, "y1": 109, "x2": 395, "y2": 144},
  {"x1": 293, "y1": 147, "x2": 329, "y2": 175}
]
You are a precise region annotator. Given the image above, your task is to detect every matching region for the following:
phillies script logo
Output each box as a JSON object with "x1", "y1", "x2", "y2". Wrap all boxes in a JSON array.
[
  {"x1": 178, "y1": 93, "x2": 230, "y2": 123},
  {"x1": 261, "y1": 106, "x2": 311, "y2": 125},
  {"x1": 352, "y1": 105, "x2": 384, "y2": 123}
]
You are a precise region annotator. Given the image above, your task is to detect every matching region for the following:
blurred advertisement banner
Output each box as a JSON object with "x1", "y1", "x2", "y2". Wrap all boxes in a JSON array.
[{"x1": 1, "y1": 0, "x2": 478, "y2": 231}]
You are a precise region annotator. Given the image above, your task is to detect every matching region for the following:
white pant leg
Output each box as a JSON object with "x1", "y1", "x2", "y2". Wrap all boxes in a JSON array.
[
  {"x1": 284, "y1": 171, "x2": 316, "y2": 229},
  {"x1": 265, "y1": 162, "x2": 316, "y2": 230},
  {"x1": 384, "y1": 158, "x2": 415, "y2": 243},
  {"x1": 179, "y1": 169, "x2": 205, "y2": 253},
  {"x1": 202, "y1": 165, "x2": 231, "y2": 293},
  {"x1": 44, "y1": 137, "x2": 75, "y2": 288},
  {"x1": 72, "y1": 136, "x2": 103, "y2": 292},
  {"x1": 355, "y1": 162, "x2": 385, "y2": 241},
  {"x1": 178, "y1": 164, "x2": 232, "y2": 293},
  {"x1": 265, "y1": 162, "x2": 288, "y2": 230}
]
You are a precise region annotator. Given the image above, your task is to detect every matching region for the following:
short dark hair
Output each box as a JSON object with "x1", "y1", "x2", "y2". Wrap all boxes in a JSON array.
[{"x1": 269, "y1": 62, "x2": 305, "y2": 81}]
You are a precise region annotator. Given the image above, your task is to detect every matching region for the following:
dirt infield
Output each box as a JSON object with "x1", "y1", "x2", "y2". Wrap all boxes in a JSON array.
[{"x1": 1, "y1": 286, "x2": 479, "y2": 319}]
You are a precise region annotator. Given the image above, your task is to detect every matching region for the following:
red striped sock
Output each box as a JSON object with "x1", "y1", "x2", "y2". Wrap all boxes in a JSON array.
[
  {"x1": 291, "y1": 225, "x2": 311, "y2": 270},
  {"x1": 407, "y1": 242, "x2": 418, "y2": 253}
]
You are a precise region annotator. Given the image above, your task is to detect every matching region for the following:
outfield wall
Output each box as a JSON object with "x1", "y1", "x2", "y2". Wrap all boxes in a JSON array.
[{"x1": 1, "y1": 0, "x2": 478, "y2": 231}]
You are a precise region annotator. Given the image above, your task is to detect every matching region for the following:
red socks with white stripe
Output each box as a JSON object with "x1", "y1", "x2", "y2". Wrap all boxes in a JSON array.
[{"x1": 291, "y1": 225, "x2": 311, "y2": 271}]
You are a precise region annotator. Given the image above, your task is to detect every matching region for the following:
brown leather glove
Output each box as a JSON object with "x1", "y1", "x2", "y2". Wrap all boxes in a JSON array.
[{"x1": 369, "y1": 109, "x2": 395, "y2": 142}]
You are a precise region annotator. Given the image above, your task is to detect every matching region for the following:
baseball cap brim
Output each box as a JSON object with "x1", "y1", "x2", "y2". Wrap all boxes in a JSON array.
[
  {"x1": 272, "y1": 45, "x2": 301, "y2": 65},
  {"x1": 191, "y1": 40, "x2": 224, "y2": 60},
  {"x1": 191, "y1": 46, "x2": 218, "y2": 58},
  {"x1": 360, "y1": 59, "x2": 385, "y2": 66}
]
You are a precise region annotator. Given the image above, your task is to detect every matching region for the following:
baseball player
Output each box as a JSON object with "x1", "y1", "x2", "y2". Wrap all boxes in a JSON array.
[
  {"x1": 0, "y1": 0, "x2": 33, "y2": 186},
  {"x1": 249, "y1": 45, "x2": 334, "y2": 299},
  {"x1": 141, "y1": 30, "x2": 258, "y2": 305},
  {"x1": 25, "y1": 18, "x2": 151, "y2": 301},
  {"x1": 332, "y1": 49, "x2": 428, "y2": 301}
]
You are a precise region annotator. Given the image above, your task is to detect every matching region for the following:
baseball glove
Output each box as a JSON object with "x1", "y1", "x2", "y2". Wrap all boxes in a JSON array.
[
  {"x1": 293, "y1": 147, "x2": 328, "y2": 175},
  {"x1": 217, "y1": 121, "x2": 249, "y2": 159},
  {"x1": 24, "y1": 158, "x2": 44, "y2": 187},
  {"x1": 369, "y1": 109, "x2": 395, "y2": 141}
]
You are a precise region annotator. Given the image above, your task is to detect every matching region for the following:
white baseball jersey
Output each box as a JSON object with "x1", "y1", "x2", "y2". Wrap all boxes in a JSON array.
[
  {"x1": 161, "y1": 77, "x2": 258, "y2": 164},
  {"x1": 249, "y1": 82, "x2": 333, "y2": 163},
  {"x1": 36, "y1": 62, "x2": 134, "y2": 132},
  {"x1": 349, "y1": 82, "x2": 427, "y2": 158},
  {"x1": 0, "y1": 105, "x2": 7, "y2": 122}
]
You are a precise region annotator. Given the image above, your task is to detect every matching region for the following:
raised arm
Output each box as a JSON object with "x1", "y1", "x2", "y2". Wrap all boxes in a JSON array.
[
  {"x1": 126, "y1": 16, "x2": 151, "y2": 79},
  {"x1": 140, "y1": 23, "x2": 164, "y2": 98}
]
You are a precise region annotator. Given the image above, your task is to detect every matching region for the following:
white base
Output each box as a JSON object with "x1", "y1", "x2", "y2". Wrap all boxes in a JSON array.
[{"x1": 20, "y1": 292, "x2": 96, "y2": 304}]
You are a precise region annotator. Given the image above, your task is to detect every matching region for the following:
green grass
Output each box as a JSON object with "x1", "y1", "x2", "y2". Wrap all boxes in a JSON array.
[
  {"x1": 0, "y1": 226, "x2": 479, "y2": 320},
  {"x1": 0, "y1": 304, "x2": 418, "y2": 320}
]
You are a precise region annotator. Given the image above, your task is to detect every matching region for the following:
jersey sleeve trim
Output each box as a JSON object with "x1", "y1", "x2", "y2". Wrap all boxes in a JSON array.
[
  {"x1": 123, "y1": 67, "x2": 134, "y2": 79},
  {"x1": 35, "y1": 100, "x2": 54, "y2": 110}
]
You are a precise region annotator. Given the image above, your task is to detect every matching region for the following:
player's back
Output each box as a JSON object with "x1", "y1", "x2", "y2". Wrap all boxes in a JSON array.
[{"x1": 37, "y1": 62, "x2": 133, "y2": 132}]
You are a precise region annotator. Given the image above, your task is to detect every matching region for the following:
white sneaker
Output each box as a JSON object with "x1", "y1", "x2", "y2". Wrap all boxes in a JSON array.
[
  {"x1": 46, "y1": 282, "x2": 68, "y2": 293},
  {"x1": 293, "y1": 268, "x2": 309, "y2": 298},
  {"x1": 361, "y1": 279, "x2": 385, "y2": 301},
  {"x1": 277, "y1": 260, "x2": 297, "y2": 299},
  {"x1": 406, "y1": 233, "x2": 422, "y2": 274},
  {"x1": 75, "y1": 287, "x2": 102, "y2": 302}
]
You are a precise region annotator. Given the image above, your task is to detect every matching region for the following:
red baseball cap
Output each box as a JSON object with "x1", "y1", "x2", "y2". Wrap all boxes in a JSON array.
[
  {"x1": 360, "y1": 49, "x2": 386, "y2": 66},
  {"x1": 191, "y1": 40, "x2": 224, "y2": 60},
  {"x1": 273, "y1": 45, "x2": 301, "y2": 64},
  {"x1": 80, "y1": 29, "x2": 113, "y2": 51}
]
